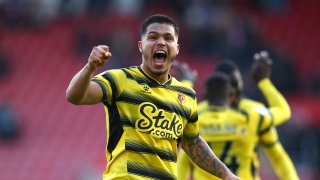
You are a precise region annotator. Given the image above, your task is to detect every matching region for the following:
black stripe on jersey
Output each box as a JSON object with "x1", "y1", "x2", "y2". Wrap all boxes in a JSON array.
[
  {"x1": 127, "y1": 161, "x2": 175, "y2": 180},
  {"x1": 92, "y1": 79, "x2": 107, "y2": 102},
  {"x1": 122, "y1": 68, "x2": 135, "y2": 80},
  {"x1": 126, "y1": 140, "x2": 177, "y2": 162},
  {"x1": 102, "y1": 72, "x2": 119, "y2": 103},
  {"x1": 123, "y1": 67, "x2": 195, "y2": 99},
  {"x1": 262, "y1": 140, "x2": 279, "y2": 148},
  {"x1": 118, "y1": 91, "x2": 190, "y2": 121},
  {"x1": 189, "y1": 113, "x2": 198, "y2": 123},
  {"x1": 257, "y1": 114, "x2": 264, "y2": 135},
  {"x1": 251, "y1": 143, "x2": 259, "y2": 177},
  {"x1": 220, "y1": 141, "x2": 232, "y2": 162},
  {"x1": 120, "y1": 116, "x2": 135, "y2": 127},
  {"x1": 106, "y1": 103, "x2": 124, "y2": 155},
  {"x1": 258, "y1": 127, "x2": 271, "y2": 136},
  {"x1": 166, "y1": 85, "x2": 196, "y2": 100},
  {"x1": 122, "y1": 68, "x2": 153, "y2": 85},
  {"x1": 234, "y1": 108, "x2": 249, "y2": 123},
  {"x1": 258, "y1": 115, "x2": 273, "y2": 136},
  {"x1": 182, "y1": 133, "x2": 200, "y2": 140}
]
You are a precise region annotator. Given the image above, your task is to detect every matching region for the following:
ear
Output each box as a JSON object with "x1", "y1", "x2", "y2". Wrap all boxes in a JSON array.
[
  {"x1": 176, "y1": 44, "x2": 180, "y2": 55},
  {"x1": 138, "y1": 41, "x2": 142, "y2": 53}
]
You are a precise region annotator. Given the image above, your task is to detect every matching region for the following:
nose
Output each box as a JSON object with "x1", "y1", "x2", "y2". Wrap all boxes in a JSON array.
[{"x1": 156, "y1": 37, "x2": 166, "y2": 46}]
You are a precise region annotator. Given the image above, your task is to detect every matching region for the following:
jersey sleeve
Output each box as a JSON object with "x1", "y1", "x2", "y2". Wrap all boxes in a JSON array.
[
  {"x1": 260, "y1": 127, "x2": 279, "y2": 147},
  {"x1": 258, "y1": 78, "x2": 291, "y2": 126},
  {"x1": 263, "y1": 141, "x2": 300, "y2": 180},
  {"x1": 92, "y1": 69, "x2": 126, "y2": 105},
  {"x1": 180, "y1": 79, "x2": 199, "y2": 138},
  {"x1": 182, "y1": 96, "x2": 199, "y2": 139},
  {"x1": 252, "y1": 107, "x2": 274, "y2": 136},
  {"x1": 260, "y1": 128, "x2": 299, "y2": 179},
  {"x1": 181, "y1": 80, "x2": 194, "y2": 88}
]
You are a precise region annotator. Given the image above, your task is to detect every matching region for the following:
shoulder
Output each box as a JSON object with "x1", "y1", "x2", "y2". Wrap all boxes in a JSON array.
[
  {"x1": 239, "y1": 97, "x2": 265, "y2": 109},
  {"x1": 229, "y1": 108, "x2": 250, "y2": 123},
  {"x1": 240, "y1": 98, "x2": 271, "y2": 118},
  {"x1": 94, "y1": 67, "x2": 134, "y2": 81},
  {"x1": 170, "y1": 77, "x2": 196, "y2": 99},
  {"x1": 239, "y1": 102, "x2": 273, "y2": 134},
  {"x1": 172, "y1": 77, "x2": 195, "y2": 91}
]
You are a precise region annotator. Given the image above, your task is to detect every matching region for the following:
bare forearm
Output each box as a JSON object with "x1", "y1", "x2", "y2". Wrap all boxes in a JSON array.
[
  {"x1": 66, "y1": 64, "x2": 95, "y2": 104},
  {"x1": 181, "y1": 136, "x2": 231, "y2": 179}
]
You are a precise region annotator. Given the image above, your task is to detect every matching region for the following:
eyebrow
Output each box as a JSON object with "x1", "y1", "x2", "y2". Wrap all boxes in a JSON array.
[
  {"x1": 147, "y1": 31, "x2": 175, "y2": 36},
  {"x1": 148, "y1": 30, "x2": 174, "y2": 34}
]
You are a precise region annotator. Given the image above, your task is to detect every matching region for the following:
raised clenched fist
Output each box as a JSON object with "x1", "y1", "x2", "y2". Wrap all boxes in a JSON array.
[{"x1": 88, "y1": 45, "x2": 112, "y2": 70}]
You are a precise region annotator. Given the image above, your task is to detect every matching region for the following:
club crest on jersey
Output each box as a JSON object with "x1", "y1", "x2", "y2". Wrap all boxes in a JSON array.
[
  {"x1": 141, "y1": 85, "x2": 151, "y2": 94},
  {"x1": 178, "y1": 93, "x2": 186, "y2": 104}
]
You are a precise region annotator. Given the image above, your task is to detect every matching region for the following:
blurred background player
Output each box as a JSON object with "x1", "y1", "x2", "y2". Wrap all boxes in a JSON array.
[
  {"x1": 174, "y1": 51, "x2": 299, "y2": 180},
  {"x1": 177, "y1": 71, "x2": 277, "y2": 179},
  {"x1": 215, "y1": 51, "x2": 299, "y2": 180}
]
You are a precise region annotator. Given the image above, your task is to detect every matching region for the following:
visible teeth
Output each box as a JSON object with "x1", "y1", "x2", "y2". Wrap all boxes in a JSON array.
[
  {"x1": 155, "y1": 50, "x2": 166, "y2": 54},
  {"x1": 153, "y1": 50, "x2": 167, "y2": 59}
]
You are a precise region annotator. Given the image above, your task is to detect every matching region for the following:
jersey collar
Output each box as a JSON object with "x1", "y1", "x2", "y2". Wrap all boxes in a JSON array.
[{"x1": 138, "y1": 66, "x2": 172, "y2": 87}]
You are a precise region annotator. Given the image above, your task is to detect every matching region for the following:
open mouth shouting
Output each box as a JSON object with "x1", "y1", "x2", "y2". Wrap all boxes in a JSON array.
[{"x1": 153, "y1": 50, "x2": 167, "y2": 66}]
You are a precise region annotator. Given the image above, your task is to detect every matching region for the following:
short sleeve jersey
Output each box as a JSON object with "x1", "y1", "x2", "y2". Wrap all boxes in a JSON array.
[{"x1": 92, "y1": 66, "x2": 199, "y2": 180}]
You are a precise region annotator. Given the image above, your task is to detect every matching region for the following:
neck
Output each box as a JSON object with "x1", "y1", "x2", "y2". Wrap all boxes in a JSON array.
[
  {"x1": 208, "y1": 104, "x2": 228, "y2": 111},
  {"x1": 140, "y1": 64, "x2": 169, "y2": 84},
  {"x1": 208, "y1": 99, "x2": 229, "y2": 108}
]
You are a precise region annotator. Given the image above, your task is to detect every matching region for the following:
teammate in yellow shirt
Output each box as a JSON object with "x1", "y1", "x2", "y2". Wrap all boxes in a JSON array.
[
  {"x1": 175, "y1": 51, "x2": 299, "y2": 180},
  {"x1": 214, "y1": 52, "x2": 298, "y2": 180},
  {"x1": 178, "y1": 72, "x2": 276, "y2": 180},
  {"x1": 66, "y1": 14, "x2": 239, "y2": 180}
]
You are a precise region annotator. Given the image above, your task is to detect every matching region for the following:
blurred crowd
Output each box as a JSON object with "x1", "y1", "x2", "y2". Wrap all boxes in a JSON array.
[{"x1": 0, "y1": 0, "x2": 304, "y2": 93}]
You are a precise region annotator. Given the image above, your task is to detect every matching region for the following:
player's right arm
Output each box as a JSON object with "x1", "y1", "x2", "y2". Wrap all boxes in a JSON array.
[
  {"x1": 66, "y1": 45, "x2": 112, "y2": 105},
  {"x1": 251, "y1": 51, "x2": 291, "y2": 126},
  {"x1": 181, "y1": 136, "x2": 240, "y2": 180}
]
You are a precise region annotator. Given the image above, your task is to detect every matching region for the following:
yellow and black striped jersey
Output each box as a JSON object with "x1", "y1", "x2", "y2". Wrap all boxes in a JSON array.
[
  {"x1": 92, "y1": 66, "x2": 199, "y2": 180},
  {"x1": 177, "y1": 104, "x2": 273, "y2": 180}
]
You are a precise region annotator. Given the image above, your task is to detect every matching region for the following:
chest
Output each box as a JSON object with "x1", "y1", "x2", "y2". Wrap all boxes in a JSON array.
[{"x1": 115, "y1": 82, "x2": 193, "y2": 141}]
